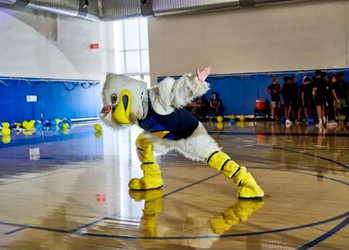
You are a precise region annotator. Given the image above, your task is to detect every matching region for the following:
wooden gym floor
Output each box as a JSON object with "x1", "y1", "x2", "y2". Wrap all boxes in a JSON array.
[{"x1": 0, "y1": 121, "x2": 348, "y2": 249}]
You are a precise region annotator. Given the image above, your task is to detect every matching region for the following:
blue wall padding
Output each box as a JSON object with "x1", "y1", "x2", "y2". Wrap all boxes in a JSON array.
[
  {"x1": 0, "y1": 77, "x2": 101, "y2": 122},
  {"x1": 158, "y1": 68, "x2": 349, "y2": 115}
]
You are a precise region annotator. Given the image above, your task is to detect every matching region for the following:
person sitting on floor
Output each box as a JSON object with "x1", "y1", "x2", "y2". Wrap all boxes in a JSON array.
[{"x1": 209, "y1": 92, "x2": 223, "y2": 117}]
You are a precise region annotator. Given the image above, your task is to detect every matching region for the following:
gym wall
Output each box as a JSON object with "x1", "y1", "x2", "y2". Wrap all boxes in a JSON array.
[
  {"x1": 149, "y1": 0, "x2": 349, "y2": 78},
  {"x1": 150, "y1": 0, "x2": 349, "y2": 114},
  {"x1": 0, "y1": 78, "x2": 101, "y2": 121},
  {"x1": 0, "y1": 7, "x2": 115, "y2": 121}
]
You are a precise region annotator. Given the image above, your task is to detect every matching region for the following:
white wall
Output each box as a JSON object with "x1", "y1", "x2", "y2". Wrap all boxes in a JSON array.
[
  {"x1": 0, "y1": 7, "x2": 116, "y2": 80},
  {"x1": 148, "y1": 0, "x2": 349, "y2": 81}
]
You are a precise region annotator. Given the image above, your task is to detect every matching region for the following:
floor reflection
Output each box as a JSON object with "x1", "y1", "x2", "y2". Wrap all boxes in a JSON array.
[
  {"x1": 128, "y1": 189, "x2": 264, "y2": 249},
  {"x1": 0, "y1": 121, "x2": 348, "y2": 249}
]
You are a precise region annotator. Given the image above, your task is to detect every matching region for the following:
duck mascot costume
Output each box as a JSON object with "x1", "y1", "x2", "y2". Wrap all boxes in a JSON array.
[{"x1": 100, "y1": 67, "x2": 264, "y2": 198}]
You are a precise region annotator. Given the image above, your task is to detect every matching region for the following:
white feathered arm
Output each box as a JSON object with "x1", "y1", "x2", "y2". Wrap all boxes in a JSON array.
[{"x1": 157, "y1": 71, "x2": 210, "y2": 109}]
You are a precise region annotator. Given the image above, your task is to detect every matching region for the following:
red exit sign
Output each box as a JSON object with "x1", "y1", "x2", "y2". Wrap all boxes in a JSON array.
[{"x1": 90, "y1": 43, "x2": 99, "y2": 49}]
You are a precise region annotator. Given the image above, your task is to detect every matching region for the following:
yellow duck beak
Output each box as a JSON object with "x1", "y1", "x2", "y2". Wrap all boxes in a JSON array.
[{"x1": 112, "y1": 89, "x2": 132, "y2": 124}]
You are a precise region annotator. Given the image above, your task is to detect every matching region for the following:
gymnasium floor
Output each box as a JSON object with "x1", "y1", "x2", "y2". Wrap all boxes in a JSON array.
[{"x1": 0, "y1": 121, "x2": 348, "y2": 249}]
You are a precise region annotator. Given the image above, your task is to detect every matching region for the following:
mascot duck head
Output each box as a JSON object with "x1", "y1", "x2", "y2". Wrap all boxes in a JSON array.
[{"x1": 100, "y1": 74, "x2": 147, "y2": 128}]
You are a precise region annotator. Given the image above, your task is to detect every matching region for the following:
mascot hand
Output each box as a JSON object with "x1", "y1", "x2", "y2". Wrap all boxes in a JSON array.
[{"x1": 197, "y1": 66, "x2": 211, "y2": 82}]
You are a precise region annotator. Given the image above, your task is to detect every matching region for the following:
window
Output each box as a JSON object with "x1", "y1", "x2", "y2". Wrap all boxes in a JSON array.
[{"x1": 114, "y1": 18, "x2": 150, "y2": 87}]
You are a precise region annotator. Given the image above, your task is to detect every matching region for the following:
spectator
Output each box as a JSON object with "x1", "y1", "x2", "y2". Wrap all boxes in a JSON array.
[
  {"x1": 326, "y1": 75, "x2": 337, "y2": 126},
  {"x1": 333, "y1": 73, "x2": 348, "y2": 124},
  {"x1": 191, "y1": 96, "x2": 208, "y2": 118},
  {"x1": 266, "y1": 76, "x2": 281, "y2": 121},
  {"x1": 282, "y1": 75, "x2": 298, "y2": 125},
  {"x1": 289, "y1": 76, "x2": 300, "y2": 124},
  {"x1": 209, "y1": 92, "x2": 222, "y2": 117},
  {"x1": 312, "y1": 70, "x2": 327, "y2": 127},
  {"x1": 299, "y1": 76, "x2": 313, "y2": 123}
]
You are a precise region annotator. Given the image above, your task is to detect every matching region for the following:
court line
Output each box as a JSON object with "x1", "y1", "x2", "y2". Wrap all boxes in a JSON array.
[
  {"x1": 249, "y1": 143, "x2": 349, "y2": 171},
  {"x1": 209, "y1": 131, "x2": 349, "y2": 137},
  {"x1": 69, "y1": 172, "x2": 221, "y2": 234},
  {"x1": 76, "y1": 157, "x2": 349, "y2": 243},
  {"x1": 262, "y1": 146, "x2": 349, "y2": 248},
  {"x1": 213, "y1": 132, "x2": 349, "y2": 171},
  {"x1": 4, "y1": 226, "x2": 28, "y2": 235},
  {"x1": 1, "y1": 172, "x2": 220, "y2": 235},
  {"x1": 232, "y1": 136, "x2": 349, "y2": 247},
  {"x1": 1, "y1": 136, "x2": 349, "y2": 245},
  {"x1": 210, "y1": 131, "x2": 349, "y2": 171},
  {"x1": 148, "y1": 173, "x2": 221, "y2": 202},
  {"x1": 298, "y1": 216, "x2": 349, "y2": 250},
  {"x1": 1, "y1": 167, "x2": 348, "y2": 240},
  {"x1": 0, "y1": 221, "x2": 69, "y2": 234},
  {"x1": 248, "y1": 167, "x2": 349, "y2": 187},
  {"x1": 273, "y1": 147, "x2": 349, "y2": 171},
  {"x1": 77, "y1": 211, "x2": 349, "y2": 240},
  {"x1": 77, "y1": 169, "x2": 349, "y2": 239}
]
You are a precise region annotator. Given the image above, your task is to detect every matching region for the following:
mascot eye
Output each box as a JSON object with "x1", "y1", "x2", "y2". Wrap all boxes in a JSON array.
[{"x1": 111, "y1": 94, "x2": 118, "y2": 104}]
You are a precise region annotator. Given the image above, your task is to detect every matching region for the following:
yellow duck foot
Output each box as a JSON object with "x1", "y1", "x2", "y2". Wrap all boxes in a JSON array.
[
  {"x1": 237, "y1": 172, "x2": 265, "y2": 199},
  {"x1": 128, "y1": 177, "x2": 163, "y2": 191},
  {"x1": 237, "y1": 185, "x2": 264, "y2": 199}
]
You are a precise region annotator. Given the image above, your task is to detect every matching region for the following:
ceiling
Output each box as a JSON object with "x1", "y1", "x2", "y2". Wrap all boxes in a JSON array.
[{"x1": 0, "y1": 0, "x2": 312, "y2": 21}]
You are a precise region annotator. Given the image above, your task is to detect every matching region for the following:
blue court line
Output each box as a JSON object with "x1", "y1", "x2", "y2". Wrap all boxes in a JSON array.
[
  {"x1": 148, "y1": 173, "x2": 221, "y2": 203},
  {"x1": 257, "y1": 145, "x2": 349, "y2": 171},
  {"x1": 248, "y1": 167, "x2": 349, "y2": 187},
  {"x1": 69, "y1": 217, "x2": 109, "y2": 235},
  {"x1": 209, "y1": 131, "x2": 349, "y2": 137},
  {"x1": 288, "y1": 149, "x2": 349, "y2": 171},
  {"x1": 292, "y1": 171, "x2": 349, "y2": 186},
  {"x1": 70, "y1": 216, "x2": 141, "y2": 234},
  {"x1": 298, "y1": 216, "x2": 349, "y2": 250},
  {"x1": 69, "y1": 172, "x2": 221, "y2": 234},
  {"x1": 4, "y1": 226, "x2": 28, "y2": 235},
  {"x1": 0, "y1": 221, "x2": 69, "y2": 234},
  {"x1": 81, "y1": 211, "x2": 349, "y2": 240}
]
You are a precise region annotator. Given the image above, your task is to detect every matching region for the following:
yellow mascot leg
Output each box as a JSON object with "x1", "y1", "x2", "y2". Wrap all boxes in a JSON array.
[
  {"x1": 205, "y1": 151, "x2": 264, "y2": 198},
  {"x1": 128, "y1": 134, "x2": 163, "y2": 190}
]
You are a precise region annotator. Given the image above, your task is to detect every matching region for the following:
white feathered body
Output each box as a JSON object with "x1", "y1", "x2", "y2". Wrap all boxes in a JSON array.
[{"x1": 101, "y1": 73, "x2": 220, "y2": 161}]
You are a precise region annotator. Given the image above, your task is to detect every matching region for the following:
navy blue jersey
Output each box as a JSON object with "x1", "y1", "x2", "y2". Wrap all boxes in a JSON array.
[
  {"x1": 267, "y1": 83, "x2": 281, "y2": 101},
  {"x1": 138, "y1": 95, "x2": 199, "y2": 140},
  {"x1": 282, "y1": 83, "x2": 298, "y2": 102}
]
